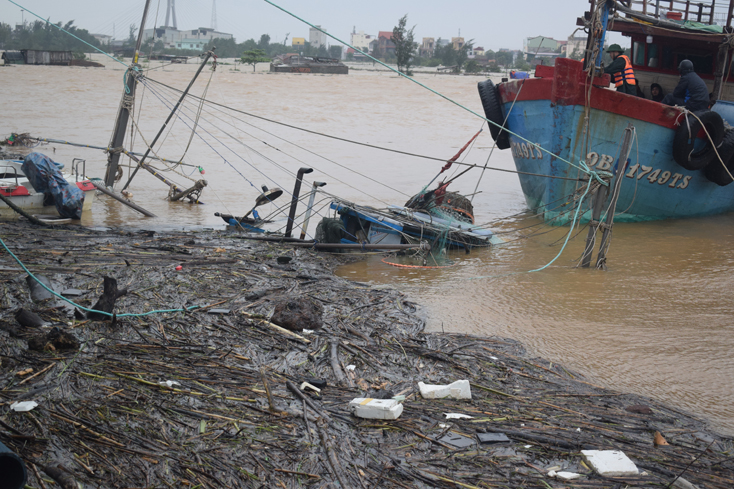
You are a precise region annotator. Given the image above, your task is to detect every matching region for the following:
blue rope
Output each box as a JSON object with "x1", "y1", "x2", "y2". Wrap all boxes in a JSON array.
[
  {"x1": 6, "y1": 0, "x2": 130, "y2": 69},
  {"x1": 527, "y1": 177, "x2": 593, "y2": 272},
  {"x1": 0, "y1": 235, "x2": 201, "y2": 318}
]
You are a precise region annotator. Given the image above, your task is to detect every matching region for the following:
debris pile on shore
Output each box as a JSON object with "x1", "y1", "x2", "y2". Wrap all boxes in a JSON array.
[{"x1": 1, "y1": 222, "x2": 733, "y2": 488}]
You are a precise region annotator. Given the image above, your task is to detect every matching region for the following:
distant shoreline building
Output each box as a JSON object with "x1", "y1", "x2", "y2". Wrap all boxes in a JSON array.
[
  {"x1": 91, "y1": 33, "x2": 112, "y2": 46},
  {"x1": 420, "y1": 38, "x2": 435, "y2": 57},
  {"x1": 566, "y1": 35, "x2": 588, "y2": 59},
  {"x1": 523, "y1": 36, "x2": 564, "y2": 58},
  {"x1": 309, "y1": 26, "x2": 327, "y2": 48},
  {"x1": 350, "y1": 28, "x2": 373, "y2": 53},
  {"x1": 142, "y1": 26, "x2": 233, "y2": 50}
]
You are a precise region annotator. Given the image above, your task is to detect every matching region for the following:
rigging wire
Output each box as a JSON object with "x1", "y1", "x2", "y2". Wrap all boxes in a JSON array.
[
  {"x1": 142, "y1": 77, "x2": 581, "y2": 182},
  {"x1": 138, "y1": 79, "x2": 343, "y2": 238},
  {"x1": 262, "y1": 0, "x2": 592, "y2": 176},
  {"x1": 145, "y1": 76, "x2": 409, "y2": 203}
]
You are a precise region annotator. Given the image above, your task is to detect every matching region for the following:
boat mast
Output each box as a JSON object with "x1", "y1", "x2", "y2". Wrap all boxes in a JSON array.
[
  {"x1": 120, "y1": 48, "x2": 216, "y2": 192},
  {"x1": 104, "y1": 0, "x2": 153, "y2": 188}
]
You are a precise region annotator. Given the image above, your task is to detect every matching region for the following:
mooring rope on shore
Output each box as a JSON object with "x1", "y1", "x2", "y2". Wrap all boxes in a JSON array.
[{"x1": 0, "y1": 235, "x2": 206, "y2": 318}]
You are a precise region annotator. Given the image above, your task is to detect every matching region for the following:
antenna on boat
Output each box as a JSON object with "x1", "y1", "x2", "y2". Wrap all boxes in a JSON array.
[{"x1": 104, "y1": 0, "x2": 153, "y2": 188}]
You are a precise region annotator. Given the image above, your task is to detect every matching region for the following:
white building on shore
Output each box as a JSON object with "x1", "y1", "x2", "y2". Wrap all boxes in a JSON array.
[{"x1": 143, "y1": 26, "x2": 233, "y2": 50}]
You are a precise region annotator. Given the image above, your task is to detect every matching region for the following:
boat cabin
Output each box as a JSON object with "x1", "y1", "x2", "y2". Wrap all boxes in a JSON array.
[{"x1": 580, "y1": 0, "x2": 734, "y2": 100}]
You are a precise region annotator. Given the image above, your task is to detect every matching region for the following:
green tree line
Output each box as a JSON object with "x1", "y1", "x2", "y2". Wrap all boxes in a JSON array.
[{"x1": 0, "y1": 20, "x2": 101, "y2": 53}]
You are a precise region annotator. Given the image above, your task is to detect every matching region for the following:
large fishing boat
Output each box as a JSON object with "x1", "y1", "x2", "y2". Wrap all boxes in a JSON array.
[{"x1": 478, "y1": 0, "x2": 734, "y2": 222}]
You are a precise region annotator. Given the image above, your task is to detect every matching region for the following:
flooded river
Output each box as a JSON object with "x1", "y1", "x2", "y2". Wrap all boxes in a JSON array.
[{"x1": 2, "y1": 55, "x2": 734, "y2": 435}]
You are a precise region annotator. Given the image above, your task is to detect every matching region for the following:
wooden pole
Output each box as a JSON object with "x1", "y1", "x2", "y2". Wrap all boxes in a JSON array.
[
  {"x1": 105, "y1": 0, "x2": 153, "y2": 187},
  {"x1": 595, "y1": 123, "x2": 635, "y2": 270},
  {"x1": 91, "y1": 180, "x2": 157, "y2": 218},
  {"x1": 580, "y1": 181, "x2": 610, "y2": 268}
]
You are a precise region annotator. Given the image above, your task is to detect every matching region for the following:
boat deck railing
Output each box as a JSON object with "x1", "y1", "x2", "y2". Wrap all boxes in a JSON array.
[
  {"x1": 0, "y1": 165, "x2": 21, "y2": 188},
  {"x1": 608, "y1": 0, "x2": 734, "y2": 27}
]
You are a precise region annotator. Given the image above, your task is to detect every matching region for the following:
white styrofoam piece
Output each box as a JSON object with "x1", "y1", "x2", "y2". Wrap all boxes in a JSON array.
[
  {"x1": 557, "y1": 471, "x2": 582, "y2": 480},
  {"x1": 444, "y1": 413, "x2": 473, "y2": 419},
  {"x1": 11, "y1": 401, "x2": 38, "y2": 412},
  {"x1": 581, "y1": 450, "x2": 639, "y2": 477},
  {"x1": 417, "y1": 380, "x2": 472, "y2": 400},
  {"x1": 349, "y1": 398, "x2": 403, "y2": 420},
  {"x1": 158, "y1": 380, "x2": 180, "y2": 388}
]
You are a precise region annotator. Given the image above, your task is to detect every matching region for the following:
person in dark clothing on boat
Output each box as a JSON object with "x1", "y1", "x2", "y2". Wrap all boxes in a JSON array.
[
  {"x1": 661, "y1": 60, "x2": 710, "y2": 111},
  {"x1": 634, "y1": 79, "x2": 645, "y2": 98},
  {"x1": 603, "y1": 44, "x2": 637, "y2": 95},
  {"x1": 650, "y1": 83, "x2": 665, "y2": 102}
]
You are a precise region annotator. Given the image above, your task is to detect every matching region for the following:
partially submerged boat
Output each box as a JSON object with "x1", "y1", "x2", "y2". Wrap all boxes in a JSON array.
[
  {"x1": 270, "y1": 54, "x2": 348, "y2": 74},
  {"x1": 478, "y1": 0, "x2": 734, "y2": 222},
  {"x1": 0, "y1": 152, "x2": 96, "y2": 220},
  {"x1": 326, "y1": 192, "x2": 502, "y2": 251}
]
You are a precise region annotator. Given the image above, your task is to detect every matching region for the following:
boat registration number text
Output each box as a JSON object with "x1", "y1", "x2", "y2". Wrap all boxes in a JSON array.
[
  {"x1": 511, "y1": 142, "x2": 543, "y2": 159},
  {"x1": 586, "y1": 152, "x2": 691, "y2": 189}
]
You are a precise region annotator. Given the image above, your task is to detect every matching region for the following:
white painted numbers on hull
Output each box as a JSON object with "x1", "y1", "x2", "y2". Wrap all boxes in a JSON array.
[
  {"x1": 586, "y1": 152, "x2": 691, "y2": 189},
  {"x1": 511, "y1": 142, "x2": 543, "y2": 159}
]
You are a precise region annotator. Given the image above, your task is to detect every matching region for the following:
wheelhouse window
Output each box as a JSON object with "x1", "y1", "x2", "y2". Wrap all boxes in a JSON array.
[
  {"x1": 646, "y1": 44, "x2": 658, "y2": 67},
  {"x1": 629, "y1": 35, "x2": 715, "y2": 76},
  {"x1": 633, "y1": 41, "x2": 645, "y2": 65}
]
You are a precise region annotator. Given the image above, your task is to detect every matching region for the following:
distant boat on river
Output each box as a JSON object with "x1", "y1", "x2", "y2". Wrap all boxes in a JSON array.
[{"x1": 270, "y1": 54, "x2": 348, "y2": 74}]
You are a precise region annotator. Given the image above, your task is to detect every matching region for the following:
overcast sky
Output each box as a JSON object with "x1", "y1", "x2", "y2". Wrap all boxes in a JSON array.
[{"x1": 1, "y1": 0, "x2": 622, "y2": 51}]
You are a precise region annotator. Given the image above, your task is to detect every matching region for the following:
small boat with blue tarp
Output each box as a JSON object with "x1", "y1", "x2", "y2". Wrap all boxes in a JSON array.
[{"x1": 0, "y1": 152, "x2": 96, "y2": 220}]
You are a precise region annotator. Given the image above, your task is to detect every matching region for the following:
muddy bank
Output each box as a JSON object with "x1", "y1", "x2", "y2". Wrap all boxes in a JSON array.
[{"x1": 0, "y1": 221, "x2": 732, "y2": 488}]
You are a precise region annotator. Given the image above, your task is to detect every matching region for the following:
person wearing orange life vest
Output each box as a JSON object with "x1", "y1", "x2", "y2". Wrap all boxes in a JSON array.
[{"x1": 603, "y1": 44, "x2": 637, "y2": 95}]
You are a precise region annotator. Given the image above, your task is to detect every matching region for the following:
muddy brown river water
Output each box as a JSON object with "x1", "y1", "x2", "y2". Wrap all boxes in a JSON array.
[{"x1": 2, "y1": 55, "x2": 734, "y2": 435}]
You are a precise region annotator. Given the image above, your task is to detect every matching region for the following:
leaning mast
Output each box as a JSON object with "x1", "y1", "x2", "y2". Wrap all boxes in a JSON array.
[{"x1": 104, "y1": 0, "x2": 153, "y2": 188}]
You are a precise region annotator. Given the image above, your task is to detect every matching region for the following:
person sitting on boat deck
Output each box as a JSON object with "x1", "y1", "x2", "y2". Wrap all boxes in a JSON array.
[
  {"x1": 603, "y1": 44, "x2": 636, "y2": 95},
  {"x1": 634, "y1": 79, "x2": 645, "y2": 98},
  {"x1": 661, "y1": 60, "x2": 709, "y2": 111},
  {"x1": 650, "y1": 83, "x2": 665, "y2": 102}
]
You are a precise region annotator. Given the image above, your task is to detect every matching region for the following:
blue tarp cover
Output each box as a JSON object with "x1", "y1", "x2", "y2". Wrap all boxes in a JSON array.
[{"x1": 22, "y1": 152, "x2": 84, "y2": 219}]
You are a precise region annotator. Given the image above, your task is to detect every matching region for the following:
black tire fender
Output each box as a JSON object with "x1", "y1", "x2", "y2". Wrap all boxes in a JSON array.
[
  {"x1": 703, "y1": 129, "x2": 734, "y2": 186},
  {"x1": 672, "y1": 110, "x2": 725, "y2": 171},
  {"x1": 477, "y1": 79, "x2": 510, "y2": 149}
]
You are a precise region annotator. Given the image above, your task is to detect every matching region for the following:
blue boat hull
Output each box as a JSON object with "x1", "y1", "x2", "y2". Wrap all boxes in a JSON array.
[{"x1": 497, "y1": 59, "x2": 734, "y2": 222}]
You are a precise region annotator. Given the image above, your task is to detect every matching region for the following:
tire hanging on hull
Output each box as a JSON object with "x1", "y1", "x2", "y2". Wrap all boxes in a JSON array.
[
  {"x1": 672, "y1": 111, "x2": 725, "y2": 171},
  {"x1": 477, "y1": 80, "x2": 511, "y2": 150},
  {"x1": 703, "y1": 129, "x2": 734, "y2": 186}
]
